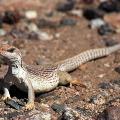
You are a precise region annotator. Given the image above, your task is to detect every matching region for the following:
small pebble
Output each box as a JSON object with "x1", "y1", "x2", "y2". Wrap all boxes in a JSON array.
[
  {"x1": 98, "y1": 24, "x2": 115, "y2": 35},
  {"x1": 51, "y1": 103, "x2": 65, "y2": 113},
  {"x1": 61, "y1": 107, "x2": 80, "y2": 120},
  {"x1": 112, "y1": 79, "x2": 120, "y2": 86},
  {"x1": 0, "y1": 29, "x2": 6, "y2": 36},
  {"x1": 70, "y1": 9, "x2": 83, "y2": 17},
  {"x1": 82, "y1": 0, "x2": 94, "y2": 4},
  {"x1": 98, "y1": 82, "x2": 112, "y2": 89},
  {"x1": 89, "y1": 94, "x2": 106, "y2": 105},
  {"x1": 5, "y1": 99, "x2": 23, "y2": 110},
  {"x1": 98, "y1": 1, "x2": 118, "y2": 13},
  {"x1": 3, "y1": 10, "x2": 21, "y2": 24},
  {"x1": 60, "y1": 18, "x2": 77, "y2": 26},
  {"x1": 37, "y1": 18, "x2": 59, "y2": 29},
  {"x1": 90, "y1": 18, "x2": 105, "y2": 29},
  {"x1": 98, "y1": 74, "x2": 105, "y2": 78},
  {"x1": 76, "y1": 107, "x2": 93, "y2": 117},
  {"x1": 28, "y1": 31, "x2": 39, "y2": 40},
  {"x1": 104, "y1": 63, "x2": 110, "y2": 67},
  {"x1": 38, "y1": 31, "x2": 53, "y2": 41},
  {"x1": 56, "y1": 0, "x2": 75, "y2": 12},
  {"x1": 102, "y1": 38, "x2": 118, "y2": 46},
  {"x1": 25, "y1": 10, "x2": 37, "y2": 20},
  {"x1": 115, "y1": 67, "x2": 120, "y2": 74},
  {"x1": 0, "y1": 17, "x2": 3, "y2": 28},
  {"x1": 83, "y1": 8, "x2": 103, "y2": 20},
  {"x1": 27, "y1": 23, "x2": 39, "y2": 32}
]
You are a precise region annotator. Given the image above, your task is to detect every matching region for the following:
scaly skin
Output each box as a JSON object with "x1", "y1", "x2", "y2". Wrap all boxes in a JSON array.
[{"x1": 0, "y1": 44, "x2": 120, "y2": 110}]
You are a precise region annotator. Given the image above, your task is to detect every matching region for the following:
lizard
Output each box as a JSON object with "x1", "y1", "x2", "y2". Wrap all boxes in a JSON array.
[{"x1": 0, "y1": 43, "x2": 120, "y2": 110}]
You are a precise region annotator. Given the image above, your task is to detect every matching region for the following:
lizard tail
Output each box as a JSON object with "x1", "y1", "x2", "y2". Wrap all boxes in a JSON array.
[{"x1": 57, "y1": 44, "x2": 120, "y2": 72}]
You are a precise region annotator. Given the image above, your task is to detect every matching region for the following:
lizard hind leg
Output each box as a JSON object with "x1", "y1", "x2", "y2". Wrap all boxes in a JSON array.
[{"x1": 58, "y1": 71, "x2": 85, "y2": 87}]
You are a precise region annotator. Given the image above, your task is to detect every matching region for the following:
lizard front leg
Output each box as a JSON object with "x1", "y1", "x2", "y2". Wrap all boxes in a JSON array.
[
  {"x1": 24, "y1": 79, "x2": 35, "y2": 110},
  {"x1": 1, "y1": 83, "x2": 11, "y2": 101}
]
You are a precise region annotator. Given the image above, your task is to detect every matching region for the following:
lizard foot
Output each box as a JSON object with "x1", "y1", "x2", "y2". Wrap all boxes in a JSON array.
[
  {"x1": 25, "y1": 102, "x2": 35, "y2": 110},
  {"x1": 69, "y1": 79, "x2": 86, "y2": 88},
  {"x1": 1, "y1": 96, "x2": 11, "y2": 101}
]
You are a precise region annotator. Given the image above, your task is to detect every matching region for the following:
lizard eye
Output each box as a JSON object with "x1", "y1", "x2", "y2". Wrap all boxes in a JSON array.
[{"x1": 7, "y1": 48, "x2": 15, "y2": 53}]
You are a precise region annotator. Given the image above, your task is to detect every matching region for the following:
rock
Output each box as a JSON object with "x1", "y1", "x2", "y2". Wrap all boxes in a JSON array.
[
  {"x1": 70, "y1": 9, "x2": 83, "y2": 17},
  {"x1": 90, "y1": 18, "x2": 105, "y2": 29},
  {"x1": 98, "y1": 24, "x2": 115, "y2": 35},
  {"x1": 60, "y1": 18, "x2": 77, "y2": 26},
  {"x1": 83, "y1": 8, "x2": 104, "y2": 20},
  {"x1": 10, "y1": 27, "x2": 28, "y2": 39},
  {"x1": 60, "y1": 107, "x2": 80, "y2": 120},
  {"x1": 98, "y1": 82, "x2": 112, "y2": 89},
  {"x1": 0, "y1": 29, "x2": 6, "y2": 36},
  {"x1": 28, "y1": 31, "x2": 39, "y2": 40},
  {"x1": 27, "y1": 23, "x2": 39, "y2": 32},
  {"x1": 98, "y1": 74, "x2": 105, "y2": 78},
  {"x1": 98, "y1": 1, "x2": 119, "y2": 13},
  {"x1": 115, "y1": 66, "x2": 120, "y2": 74},
  {"x1": 24, "y1": 23, "x2": 53, "y2": 41},
  {"x1": 106, "y1": 106, "x2": 120, "y2": 120},
  {"x1": 0, "y1": 17, "x2": 3, "y2": 28},
  {"x1": 2, "y1": 104, "x2": 52, "y2": 120},
  {"x1": 82, "y1": 0, "x2": 95, "y2": 4},
  {"x1": 3, "y1": 10, "x2": 21, "y2": 25},
  {"x1": 51, "y1": 103, "x2": 65, "y2": 113},
  {"x1": 89, "y1": 94, "x2": 106, "y2": 105},
  {"x1": 5, "y1": 99, "x2": 23, "y2": 110},
  {"x1": 38, "y1": 31, "x2": 53, "y2": 41},
  {"x1": 76, "y1": 107, "x2": 93, "y2": 118},
  {"x1": 56, "y1": 0, "x2": 75, "y2": 12},
  {"x1": 112, "y1": 79, "x2": 120, "y2": 86},
  {"x1": 37, "y1": 18, "x2": 59, "y2": 29},
  {"x1": 101, "y1": 39, "x2": 118, "y2": 46},
  {"x1": 25, "y1": 10, "x2": 37, "y2": 20}
]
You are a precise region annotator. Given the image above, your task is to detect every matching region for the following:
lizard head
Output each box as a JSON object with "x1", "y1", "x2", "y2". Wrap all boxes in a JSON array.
[{"x1": 0, "y1": 44, "x2": 22, "y2": 64}]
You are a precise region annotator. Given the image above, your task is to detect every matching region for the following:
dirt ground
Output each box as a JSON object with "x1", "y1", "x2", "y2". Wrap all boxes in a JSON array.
[{"x1": 0, "y1": 0, "x2": 120, "y2": 120}]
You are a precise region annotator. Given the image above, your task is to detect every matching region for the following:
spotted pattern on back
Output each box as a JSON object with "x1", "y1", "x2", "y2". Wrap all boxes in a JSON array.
[{"x1": 24, "y1": 64, "x2": 58, "y2": 78}]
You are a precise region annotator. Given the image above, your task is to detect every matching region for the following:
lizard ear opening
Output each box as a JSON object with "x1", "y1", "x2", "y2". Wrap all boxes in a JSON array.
[{"x1": 7, "y1": 48, "x2": 16, "y2": 53}]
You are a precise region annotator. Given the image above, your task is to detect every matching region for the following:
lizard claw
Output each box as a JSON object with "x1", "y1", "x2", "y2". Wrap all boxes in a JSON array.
[
  {"x1": 25, "y1": 102, "x2": 35, "y2": 110},
  {"x1": 70, "y1": 79, "x2": 86, "y2": 88}
]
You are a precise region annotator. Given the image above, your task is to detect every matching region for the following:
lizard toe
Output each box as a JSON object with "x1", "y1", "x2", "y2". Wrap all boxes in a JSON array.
[{"x1": 25, "y1": 102, "x2": 35, "y2": 110}]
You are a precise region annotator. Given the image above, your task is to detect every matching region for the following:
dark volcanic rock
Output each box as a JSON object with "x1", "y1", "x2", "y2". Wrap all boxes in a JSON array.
[
  {"x1": 98, "y1": 24, "x2": 115, "y2": 35},
  {"x1": 51, "y1": 103, "x2": 65, "y2": 113},
  {"x1": 3, "y1": 10, "x2": 21, "y2": 25},
  {"x1": 98, "y1": 82, "x2": 112, "y2": 89},
  {"x1": 5, "y1": 99, "x2": 23, "y2": 110},
  {"x1": 98, "y1": 1, "x2": 120, "y2": 13},
  {"x1": 60, "y1": 107, "x2": 80, "y2": 120},
  {"x1": 60, "y1": 18, "x2": 77, "y2": 26},
  {"x1": 56, "y1": 0, "x2": 75, "y2": 12},
  {"x1": 83, "y1": 8, "x2": 103, "y2": 20}
]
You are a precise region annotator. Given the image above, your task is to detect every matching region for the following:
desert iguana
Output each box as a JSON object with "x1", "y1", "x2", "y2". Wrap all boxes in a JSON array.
[{"x1": 0, "y1": 44, "x2": 120, "y2": 110}]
